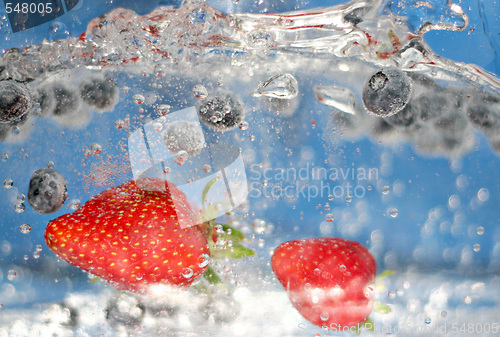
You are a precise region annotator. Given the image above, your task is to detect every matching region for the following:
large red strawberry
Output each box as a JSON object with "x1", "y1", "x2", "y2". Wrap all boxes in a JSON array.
[
  {"x1": 45, "y1": 178, "x2": 210, "y2": 294},
  {"x1": 271, "y1": 237, "x2": 376, "y2": 329}
]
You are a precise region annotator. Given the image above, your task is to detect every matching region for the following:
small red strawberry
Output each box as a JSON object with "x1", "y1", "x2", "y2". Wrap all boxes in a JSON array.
[
  {"x1": 271, "y1": 237, "x2": 376, "y2": 329},
  {"x1": 45, "y1": 178, "x2": 210, "y2": 294}
]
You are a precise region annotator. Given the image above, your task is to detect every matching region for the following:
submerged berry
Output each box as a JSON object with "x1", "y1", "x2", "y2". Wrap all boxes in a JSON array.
[{"x1": 27, "y1": 168, "x2": 68, "y2": 214}]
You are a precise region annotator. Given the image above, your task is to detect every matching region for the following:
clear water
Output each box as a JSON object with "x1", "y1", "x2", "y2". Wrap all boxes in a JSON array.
[{"x1": 0, "y1": 0, "x2": 499, "y2": 336}]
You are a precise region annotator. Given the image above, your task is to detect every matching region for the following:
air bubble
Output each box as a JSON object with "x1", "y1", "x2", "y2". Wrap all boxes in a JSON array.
[
  {"x1": 69, "y1": 199, "x2": 81, "y2": 210},
  {"x1": 473, "y1": 243, "x2": 480, "y2": 252},
  {"x1": 325, "y1": 213, "x2": 334, "y2": 222},
  {"x1": 156, "y1": 104, "x2": 171, "y2": 115},
  {"x1": 14, "y1": 202, "x2": 25, "y2": 213},
  {"x1": 203, "y1": 164, "x2": 212, "y2": 173},
  {"x1": 239, "y1": 121, "x2": 249, "y2": 130},
  {"x1": 174, "y1": 150, "x2": 189, "y2": 166},
  {"x1": 424, "y1": 317, "x2": 431, "y2": 325},
  {"x1": 163, "y1": 166, "x2": 171, "y2": 174},
  {"x1": 17, "y1": 194, "x2": 25, "y2": 202},
  {"x1": 1, "y1": 153, "x2": 8, "y2": 161},
  {"x1": 33, "y1": 251, "x2": 40, "y2": 259},
  {"x1": 339, "y1": 264, "x2": 346, "y2": 272},
  {"x1": 253, "y1": 74, "x2": 298, "y2": 99},
  {"x1": 448, "y1": 194, "x2": 460, "y2": 208},
  {"x1": 193, "y1": 84, "x2": 208, "y2": 98},
  {"x1": 132, "y1": 94, "x2": 145, "y2": 104},
  {"x1": 476, "y1": 226, "x2": 484, "y2": 235},
  {"x1": 402, "y1": 281, "x2": 410, "y2": 289},
  {"x1": 252, "y1": 219, "x2": 267, "y2": 234},
  {"x1": 182, "y1": 267, "x2": 194, "y2": 279},
  {"x1": 35, "y1": 244, "x2": 42, "y2": 252},
  {"x1": 19, "y1": 224, "x2": 31, "y2": 234},
  {"x1": 477, "y1": 188, "x2": 489, "y2": 202},
  {"x1": 382, "y1": 185, "x2": 390, "y2": 194},
  {"x1": 115, "y1": 119, "x2": 125, "y2": 129},
  {"x1": 464, "y1": 296, "x2": 472, "y2": 304},
  {"x1": 320, "y1": 311, "x2": 329, "y2": 321},
  {"x1": 198, "y1": 253, "x2": 211, "y2": 268},
  {"x1": 91, "y1": 143, "x2": 102, "y2": 154},
  {"x1": 47, "y1": 161, "x2": 55, "y2": 169},
  {"x1": 388, "y1": 208, "x2": 399, "y2": 218},
  {"x1": 7, "y1": 270, "x2": 16, "y2": 281},
  {"x1": 345, "y1": 195, "x2": 352, "y2": 203},
  {"x1": 3, "y1": 179, "x2": 13, "y2": 188},
  {"x1": 153, "y1": 122, "x2": 163, "y2": 132}
]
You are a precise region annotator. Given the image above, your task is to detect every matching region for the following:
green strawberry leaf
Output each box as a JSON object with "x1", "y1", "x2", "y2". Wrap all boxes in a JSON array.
[
  {"x1": 363, "y1": 318, "x2": 375, "y2": 332},
  {"x1": 212, "y1": 223, "x2": 246, "y2": 242},
  {"x1": 377, "y1": 270, "x2": 395, "y2": 279},
  {"x1": 355, "y1": 317, "x2": 375, "y2": 334},
  {"x1": 373, "y1": 301, "x2": 391, "y2": 314},
  {"x1": 211, "y1": 243, "x2": 256, "y2": 260},
  {"x1": 202, "y1": 176, "x2": 220, "y2": 210},
  {"x1": 203, "y1": 266, "x2": 223, "y2": 285},
  {"x1": 204, "y1": 201, "x2": 233, "y2": 220}
]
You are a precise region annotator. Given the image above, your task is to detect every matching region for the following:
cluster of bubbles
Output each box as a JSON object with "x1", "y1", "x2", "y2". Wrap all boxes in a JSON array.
[
  {"x1": 326, "y1": 69, "x2": 500, "y2": 157},
  {"x1": 196, "y1": 91, "x2": 245, "y2": 131}
]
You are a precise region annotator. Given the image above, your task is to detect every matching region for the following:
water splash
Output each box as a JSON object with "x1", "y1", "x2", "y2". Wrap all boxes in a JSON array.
[{"x1": 0, "y1": 0, "x2": 498, "y2": 94}]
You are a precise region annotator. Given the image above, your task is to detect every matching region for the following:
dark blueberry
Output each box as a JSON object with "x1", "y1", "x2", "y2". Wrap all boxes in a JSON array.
[
  {"x1": 466, "y1": 92, "x2": 500, "y2": 135},
  {"x1": 0, "y1": 80, "x2": 32, "y2": 123},
  {"x1": 0, "y1": 109, "x2": 30, "y2": 141},
  {"x1": 384, "y1": 102, "x2": 418, "y2": 128},
  {"x1": 52, "y1": 85, "x2": 80, "y2": 116},
  {"x1": 35, "y1": 87, "x2": 55, "y2": 116},
  {"x1": 79, "y1": 76, "x2": 118, "y2": 110},
  {"x1": 27, "y1": 168, "x2": 68, "y2": 214},
  {"x1": 362, "y1": 68, "x2": 412, "y2": 117},
  {"x1": 197, "y1": 92, "x2": 245, "y2": 131}
]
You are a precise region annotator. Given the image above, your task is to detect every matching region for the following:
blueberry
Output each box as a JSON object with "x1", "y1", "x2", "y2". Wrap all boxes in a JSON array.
[
  {"x1": 79, "y1": 76, "x2": 118, "y2": 111},
  {"x1": 52, "y1": 85, "x2": 80, "y2": 116},
  {"x1": 466, "y1": 92, "x2": 500, "y2": 136},
  {"x1": 35, "y1": 87, "x2": 55, "y2": 117},
  {"x1": 197, "y1": 92, "x2": 244, "y2": 131},
  {"x1": 0, "y1": 80, "x2": 32, "y2": 123},
  {"x1": 384, "y1": 73, "x2": 445, "y2": 128},
  {"x1": 162, "y1": 120, "x2": 205, "y2": 156},
  {"x1": 362, "y1": 68, "x2": 412, "y2": 117},
  {"x1": 0, "y1": 110, "x2": 30, "y2": 141},
  {"x1": 27, "y1": 168, "x2": 68, "y2": 214}
]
